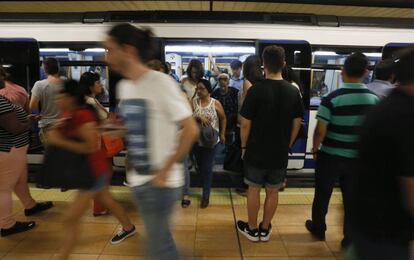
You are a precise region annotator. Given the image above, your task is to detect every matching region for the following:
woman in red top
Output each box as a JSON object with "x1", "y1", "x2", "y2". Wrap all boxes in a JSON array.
[{"x1": 46, "y1": 80, "x2": 135, "y2": 260}]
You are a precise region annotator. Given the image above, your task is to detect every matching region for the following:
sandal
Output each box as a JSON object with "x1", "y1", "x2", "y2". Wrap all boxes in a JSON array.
[{"x1": 181, "y1": 199, "x2": 191, "y2": 208}]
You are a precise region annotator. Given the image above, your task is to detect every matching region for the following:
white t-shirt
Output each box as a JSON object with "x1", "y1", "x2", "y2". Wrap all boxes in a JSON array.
[{"x1": 117, "y1": 70, "x2": 192, "y2": 188}]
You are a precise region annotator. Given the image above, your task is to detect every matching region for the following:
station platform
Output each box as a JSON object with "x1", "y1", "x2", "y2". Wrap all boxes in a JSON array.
[{"x1": 1, "y1": 186, "x2": 344, "y2": 259}]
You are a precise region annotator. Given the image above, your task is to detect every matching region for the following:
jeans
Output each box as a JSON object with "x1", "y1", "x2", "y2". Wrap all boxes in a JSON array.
[
  {"x1": 132, "y1": 183, "x2": 182, "y2": 260},
  {"x1": 311, "y1": 152, "x2": 358, "y2": 242},
  {"x1": 193, "y1": 144, "x2": 218, "y2": 199},
  {"x1": 182, "y1": 156, "x2": 190, "y2": 196}
]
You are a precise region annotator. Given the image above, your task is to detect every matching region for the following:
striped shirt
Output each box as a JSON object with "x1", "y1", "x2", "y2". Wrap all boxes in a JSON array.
[
  {"x1": 0, "y1": 96, "x2": 30, "y2": 152},
  {"x1": 316, "y1": 83, "x2": 379, "y2": 159}
]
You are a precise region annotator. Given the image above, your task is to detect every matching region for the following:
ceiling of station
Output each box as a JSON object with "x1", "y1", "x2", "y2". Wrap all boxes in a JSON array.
[{"x1": 0, "y1": 0, "x2": 413, "y2": 18}]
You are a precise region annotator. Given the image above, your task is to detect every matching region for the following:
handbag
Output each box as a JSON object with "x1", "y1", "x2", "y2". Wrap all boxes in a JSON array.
[
  {"x1": 197, "y1": 124, "x2": 219, "y2": 148},
  {"x1": 37, "y1": 145, "x2": 94, "y2": 190},
  {"x1": 101, "y1": 134, "x2": 124, "y2": 157},
  {"x1": 223, "y1": 143, "x2": 243, "y2": 173}
]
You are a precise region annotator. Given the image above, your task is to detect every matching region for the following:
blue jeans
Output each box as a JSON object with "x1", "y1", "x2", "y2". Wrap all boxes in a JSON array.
[
  {"x1": 132, "y1": 183, "x2": 182, "y2": 260},
  {"x1": 193, "y1": 144, "x2": 218, "y2": 199},
  {"x1": 182, "y1": 156, "x2": 190, "y2": 196}
]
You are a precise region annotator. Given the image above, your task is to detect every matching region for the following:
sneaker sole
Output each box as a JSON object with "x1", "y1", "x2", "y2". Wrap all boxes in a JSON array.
[
  {"x1": 110, "y1": 229, "x2": 137, "y2": 245},
  {"x1": 236, "y1": 225, "x2": 259, "y2": 242},
  {"x1": 259, "y1": 230, "x2": 272, "y2": 242}
]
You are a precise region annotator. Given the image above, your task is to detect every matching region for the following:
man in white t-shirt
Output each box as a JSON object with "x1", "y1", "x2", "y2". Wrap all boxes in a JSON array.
[{"x1": 105, "y1": 24, "x2": 199, "y2": 260}]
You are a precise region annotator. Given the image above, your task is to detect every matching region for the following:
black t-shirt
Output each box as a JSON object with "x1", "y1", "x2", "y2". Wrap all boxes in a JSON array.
[
  {"x1": 240, "y1": 79, "x2": 304, "y2": 169},
  {"x1": 352, "y1": 89, "x2": 414, "y2": 245}
]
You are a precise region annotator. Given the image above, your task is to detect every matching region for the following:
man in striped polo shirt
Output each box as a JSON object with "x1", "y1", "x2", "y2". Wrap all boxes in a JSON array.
[{"x1": 305, "y1": 53, "x2": 379, "y2": 249}]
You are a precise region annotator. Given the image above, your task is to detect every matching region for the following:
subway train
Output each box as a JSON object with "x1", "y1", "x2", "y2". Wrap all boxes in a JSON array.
[{"x1": 0, "y1": 22, "x2": 413, "y2": 181}]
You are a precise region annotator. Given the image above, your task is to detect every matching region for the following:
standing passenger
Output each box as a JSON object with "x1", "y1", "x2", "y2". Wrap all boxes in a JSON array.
[
  {"x1": 193, "y1": 79, "x2": 226, "y2": 208},
  {"x1": 305, "y1": 53, "x2": 379, "y2": 248},
  {"x1": 105, "y1": 24, "x2": 199, "y2": 259},
  {"x1": 211, "y1": 73, "x2": 239, "y2": 145},
  {"x1": 0, "y1": 80, "x2": 53, "y2": 237},
  {"x1": 29, "y1": 58, "x2": 63, "y2": 143},
  {"x1": 181, "y1": 59, "x2": 204, "y2": 100},
  {"x1": 367, "y1": 59, "x2": 395, "y2": 99},
  {"x1": 229, "y1": 60, "x2": 243, "y2": 91},
  {"x1": 349, "y1": 47, "x2": 414, "y2": 260},
  {"x1": 0, "y1": 67, "x2": 29, "y2": 111},
  {"x1": 237, "y1": 46, "x2": 304, "y2": 242},
  {"x1": 235, "y1": 55, "x2": 264, "y2": 195}
]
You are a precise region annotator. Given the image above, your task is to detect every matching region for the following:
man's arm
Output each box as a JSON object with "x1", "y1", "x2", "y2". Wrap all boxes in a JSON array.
[
  {"x1": 312, "y1": 121, "x2": 328, "y2": 160},
  {"x1": 399, "y1": 177, "x2": 414, "y2": 219},
  {"x1": 29, "y1": 95, "x2": 40, "y2": 114},
  {"x1": 240, "y1": 116, "x2": 251, "y2": 158},
  {"x1": 289, "y1": 117, "x2": 302, "y2": 148},
  {"x1": 215, "y1": 100, "x2": 227, "y2": 144},
  {"x1": 208, "y1": 53, "x2": 220, "y2": 77},
  {"x1": 152, "y1": 116, "x2": 199, "y2": 186}
]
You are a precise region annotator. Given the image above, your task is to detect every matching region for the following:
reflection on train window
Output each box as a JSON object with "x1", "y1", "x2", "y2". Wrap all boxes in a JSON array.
[
  {"x1": 310, "y1": 69, "x2": 375, "y2": 106},
  {"x1": 39, "y1": 48, "x2": 109, "y2": 104},
  {"x1": 310, "y1": 50, "x2": 381, "y2": 107},
  {"x1": 164, "y1": 44, "x2": 255, "y2": 82},
  {"x1": 313, "y1": 51, "x2": 382, "y2": 65},
  {"x1": 60, "y1": 65, "x2": 110, "y2": 104}
]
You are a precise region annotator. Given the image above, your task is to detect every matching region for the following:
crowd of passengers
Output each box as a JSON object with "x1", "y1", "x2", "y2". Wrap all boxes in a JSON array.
[{"x1": 0, "y1": 23, "x2": 412, "y2": 260}]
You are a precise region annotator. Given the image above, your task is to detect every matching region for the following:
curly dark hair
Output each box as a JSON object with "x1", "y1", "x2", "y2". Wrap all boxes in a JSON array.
[{"x1": 186, "y1": 59, "x2": 204, "y2": 81}]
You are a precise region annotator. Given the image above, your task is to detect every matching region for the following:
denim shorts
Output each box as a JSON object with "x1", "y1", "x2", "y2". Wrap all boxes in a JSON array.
[
  {"x1": 83, "y1": 173, "x2": 108, "y2": 192},
  {"x1": 244, "y1": 162, "x2": 286, "y2": 188}
]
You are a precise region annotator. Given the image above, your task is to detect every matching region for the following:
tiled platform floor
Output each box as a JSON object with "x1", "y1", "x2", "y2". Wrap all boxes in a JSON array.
[{"x1": 1, "y1": 186, "x2": 345, "y2": 259}]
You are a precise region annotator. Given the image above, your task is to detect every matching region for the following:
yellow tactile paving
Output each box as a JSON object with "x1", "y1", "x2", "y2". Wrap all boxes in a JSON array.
[{"x1": 3, "y1": 186, "x2": 348, "y2": 259}]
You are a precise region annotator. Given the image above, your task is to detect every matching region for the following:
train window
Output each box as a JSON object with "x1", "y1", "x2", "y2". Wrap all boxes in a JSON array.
[
  {"x1": 310, "y1": 46, "x2": 382, "y2": 107},
  {"x1": 257, "y1": 40, "x2": 312, "y2": 109},
  {"x1": 164, "y1": 40, "x2": 255, "y2": 81},
  {"x1": 39, "y1": 47, "x2": 109, "y2": 104},
  {"x1": 382, "y1": 43, "x2": 414, "y2": 59}
]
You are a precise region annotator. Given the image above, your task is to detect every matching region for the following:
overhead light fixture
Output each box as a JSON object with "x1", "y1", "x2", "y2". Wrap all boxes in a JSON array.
[
  {"x1": 84, "y1": 48, "x2": 106, "y2": 52},
  {"x1": 313, "y1": 51, "x2": 338, "y2": 56},
  {"x1": 165, "y1": 45, "x2": 255, "y2": 54},
  {"x1": 40, "y1": 48, "x2": 70, "y2": 52},
  {"x1": 1, "y1": 64, "x2": 12, "y2": 68},
  {"x1": 363, "y1": 53, "x2": 382, "y2": 57}
]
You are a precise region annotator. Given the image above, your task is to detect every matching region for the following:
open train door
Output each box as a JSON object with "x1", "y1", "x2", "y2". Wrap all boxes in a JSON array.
[
  {"x1": 256, "y1": 40, "x2": 312, "y2": 170},
  {"x1": 0, "y1": 38, "x2": 40, "y2": 92}
]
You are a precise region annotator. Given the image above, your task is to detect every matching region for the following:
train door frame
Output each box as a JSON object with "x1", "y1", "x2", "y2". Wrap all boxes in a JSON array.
[
  {"x1": 382, "y1": 42, "x2": 414, "y2": 59},
  {"x1": 0, "y1": 38, "x2": 40, "y2": 92}
]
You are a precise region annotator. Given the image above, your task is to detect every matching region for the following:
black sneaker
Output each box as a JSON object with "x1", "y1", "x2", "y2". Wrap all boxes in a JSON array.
[
  {"x1": 0, "y1": 221, "x2": 35, "y2": 237},
  {"x1": 305, "y1": 219, "x2": 325, "y2": 240},
  {"x1": 110, "y1": 225, "x2": 136, "y2": 245},
  {"x1": 24, "y1": 201, "x2": 54, "y2": 216},
  {"x1": 259, "y1": 222, "x2": 272, "y2": 242},
  {"x1": 236, "y1": 221, "x2": 259, "y2": 242},
  {"x1": 200, "y1": 198, "x2": 209, "y2": 209}
]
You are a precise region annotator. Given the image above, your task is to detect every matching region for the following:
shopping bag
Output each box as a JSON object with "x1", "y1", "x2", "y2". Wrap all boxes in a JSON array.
[
  {"x1": 101, "y1": 134, "x2": 124, "y2": 157},
  {"x1": 37, "y1": 145, "x2": 94, "y2": 190}
]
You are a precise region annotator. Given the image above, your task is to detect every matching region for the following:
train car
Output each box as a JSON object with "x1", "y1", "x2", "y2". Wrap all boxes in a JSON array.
[{"x1": 1, "y1": 23, "x2": 413, "y2": 183}]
